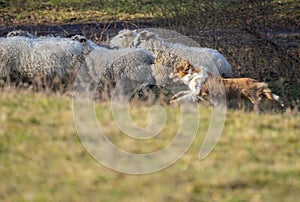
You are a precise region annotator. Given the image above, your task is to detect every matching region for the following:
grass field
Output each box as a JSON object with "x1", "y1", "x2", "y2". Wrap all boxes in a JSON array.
[
  {"x1": 2, "y1": 0, "x2": 232, "y2": 24},
  {"x1": 1, "y1": 0, "x2": 297, "y2": 25},
  {"x1": 0, "y1": 0, "x2": 299, "y2": 201},
  {"x1": 0, "y1": 89, "x2": 299, "y2": 201}
]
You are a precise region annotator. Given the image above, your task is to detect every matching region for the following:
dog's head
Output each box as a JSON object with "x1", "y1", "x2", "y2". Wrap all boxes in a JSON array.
[{"x1": 169, "y1": 61, "x2": 200, "y2": 81}]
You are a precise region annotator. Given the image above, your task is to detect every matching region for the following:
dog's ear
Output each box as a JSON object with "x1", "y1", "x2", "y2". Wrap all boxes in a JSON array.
[
  {"x1": 183, "y1": 61, "x2": 189, "y2": 68},
  {"x1": 183, "y1": 61, "x2": 190, "y2": 71}
]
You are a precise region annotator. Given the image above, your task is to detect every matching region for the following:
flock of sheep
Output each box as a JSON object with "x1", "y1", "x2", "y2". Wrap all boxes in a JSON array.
[{"x1": 0, "y1": 29, "x2": 232, "y2": 103}]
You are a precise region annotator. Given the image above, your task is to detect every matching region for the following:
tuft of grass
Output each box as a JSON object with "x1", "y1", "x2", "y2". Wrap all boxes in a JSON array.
[{"x1": 0, "y1": 89, "x2": 299, "y2": 201}]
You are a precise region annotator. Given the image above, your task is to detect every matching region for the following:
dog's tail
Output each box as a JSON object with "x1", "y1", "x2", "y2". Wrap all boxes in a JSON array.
[{"x1": 263, "y1": 88, "x2": 284, "y2": 107}]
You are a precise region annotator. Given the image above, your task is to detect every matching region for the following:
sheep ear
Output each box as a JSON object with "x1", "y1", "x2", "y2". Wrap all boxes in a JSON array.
[{"x1": 132, "y1": 30, "x2": 137, "y2": 36}]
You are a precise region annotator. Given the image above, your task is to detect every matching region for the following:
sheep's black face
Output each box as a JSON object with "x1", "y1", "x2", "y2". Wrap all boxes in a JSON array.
[
  {"x1": 137, "y1": 84, "x2": 154, "y2": 97},
  {"x1": 71, "y1": 35, "x2": 87, "y2": 43}
]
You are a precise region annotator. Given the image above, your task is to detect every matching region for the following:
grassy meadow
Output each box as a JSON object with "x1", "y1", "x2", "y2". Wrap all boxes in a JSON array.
[
  {"x1": 0, "y1": 0, "x2": 299, "y2": 201},
  {"x1": 1, "y1": 0, "x2": 297, "y2": 25},
  {"x1": 0, "y1": 89, "x2": 299, "y2": 201}
]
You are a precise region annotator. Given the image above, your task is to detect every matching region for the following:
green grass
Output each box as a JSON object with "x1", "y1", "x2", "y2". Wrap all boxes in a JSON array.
[
  {"x1": 0, "y1": 0, "x2": 297, "y2": 25},
  {"x1": 0, "y1": 89, "x2": 299, "y2": 201},
  {"x1": 1, "y1": 0, "x2": 186, "y2": 24}
]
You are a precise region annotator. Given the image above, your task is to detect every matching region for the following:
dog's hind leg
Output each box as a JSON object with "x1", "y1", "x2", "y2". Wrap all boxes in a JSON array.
[
  {"x1": 198, "y1": 94, "x2": 214, "y2": 106},
  {"x1": 245, "y1": 93, "x2": 264, "y2": 113}
]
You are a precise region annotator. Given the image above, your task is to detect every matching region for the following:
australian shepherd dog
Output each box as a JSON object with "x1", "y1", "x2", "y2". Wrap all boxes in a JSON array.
[{"x1": 169, "y1": 61, "x2": 284, "y2": 110}]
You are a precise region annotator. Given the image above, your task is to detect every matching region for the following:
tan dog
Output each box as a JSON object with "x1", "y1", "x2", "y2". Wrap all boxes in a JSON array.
[{"x1": 170, "y1": 61, "x2": 284, "y2": 110}]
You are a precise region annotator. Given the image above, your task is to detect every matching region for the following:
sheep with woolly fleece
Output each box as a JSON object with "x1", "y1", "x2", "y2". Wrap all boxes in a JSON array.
[
  {"x1": 110, "y1": 29, "x2": 165, "y2": 54},
  {"x1": 0, "y1": 34, "x2": 88, "y2": 91},
  {"x1": 0, "y1": 35, "x2": 85, "y2": 78},
  {"x1": 68, "y1": 35, "x2": 155, "y2": 100},
  {"x1": 1, "y1": 33, "x2": 103, "y2": 79},
  {"x1": 76, "y1": 46, "x2": 155, "y2": 101},
  {"x1": 1, "y1": 31, "x2": 155, "y2": 101},
  {"x1": 110, "y1": 29, "x2": 233, "y2": 86}
]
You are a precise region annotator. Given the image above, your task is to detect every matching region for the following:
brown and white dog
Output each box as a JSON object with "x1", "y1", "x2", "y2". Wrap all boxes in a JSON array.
[{"x1": 169, "y1": 61, "x2": 284, "y2": 110}]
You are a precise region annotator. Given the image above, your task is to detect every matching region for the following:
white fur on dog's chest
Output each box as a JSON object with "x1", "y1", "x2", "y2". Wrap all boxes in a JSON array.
[{"x1": 182, "y1": 68, "x2": 208, "y2": 94}]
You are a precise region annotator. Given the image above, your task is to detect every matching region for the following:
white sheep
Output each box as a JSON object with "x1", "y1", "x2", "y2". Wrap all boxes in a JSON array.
[
  {"x1": 110, "y1": 29, "x2": 233, "y2": 81},
  {"x1": 0, "y1": 31, "x2": 154, "y2": 101},
  {"x1": 76, "y1": 46, "x2": 155, "y2": 100},
  {"x1": 0, "y1": 35, "x2": 86, "y2": 78},
  {"x1": 0, "y1": 33, "x2": 90, "y2": 92}
]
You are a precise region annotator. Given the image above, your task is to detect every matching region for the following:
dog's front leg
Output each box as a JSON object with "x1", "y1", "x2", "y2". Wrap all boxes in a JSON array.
[
  {"x1": 171, "y1": 90, "x2": 192, "y2": 100},
  {"x1": 170, "y1": 92, "x2": 199, "y2": 105}
]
